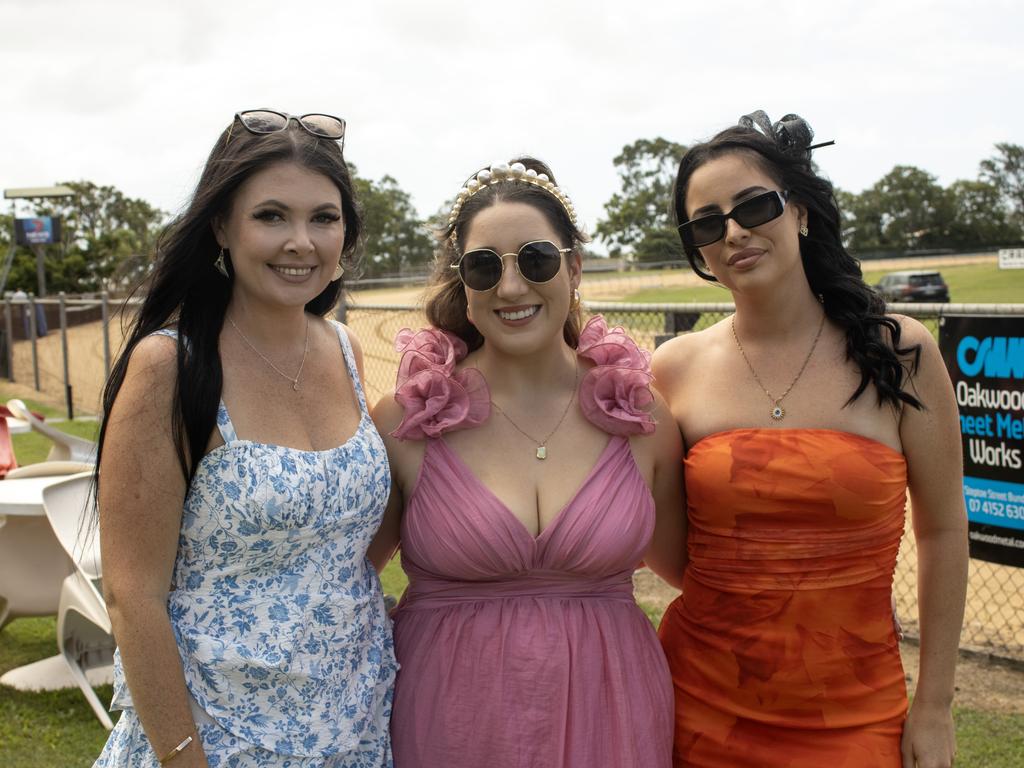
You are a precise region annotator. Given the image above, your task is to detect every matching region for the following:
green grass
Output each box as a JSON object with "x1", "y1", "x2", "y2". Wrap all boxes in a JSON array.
[
  {"x1": 623, "y1": 261, "x2": 1024, "y2": 305},
  {"x1": 953, "y1": 708, "x2": 1024, "y2": 767},
  {"x1": 0, "y1": 618, "x2": 115, "y2": 768},
  {"x1": 10, "y1": 421, "x2": 99, "y2": 467},
  {"x1": 862, "y1": 262, "x2": 1024, "y2": 304},
  {"x1": 379, "y1": 557, "x2": 408, "y2": 598},
  {"x1": 621, "y1": 282, "x2": 732, "y2": 304}
]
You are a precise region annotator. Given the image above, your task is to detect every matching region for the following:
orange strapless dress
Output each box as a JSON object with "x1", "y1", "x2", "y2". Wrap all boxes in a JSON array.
[{"x1": 659, "y1": 429, "x2": 908, "y2": 767}]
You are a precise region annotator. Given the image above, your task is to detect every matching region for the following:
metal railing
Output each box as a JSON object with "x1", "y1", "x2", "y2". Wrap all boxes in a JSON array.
[{"x1": 5, "y1": 294, "x2": 1023, "y2": 660}]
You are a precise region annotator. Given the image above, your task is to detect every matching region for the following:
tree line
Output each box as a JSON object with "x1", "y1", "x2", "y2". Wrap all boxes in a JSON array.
[
  {"x1": 0, "y1": 166, "x2": 437, "y2": 294},
  {"x1": 599, "y1": 140, "x2": 1024, "y2": 263},
  {"x1": 2, "y1": 142, "x2": 1021, "y2": 294}
]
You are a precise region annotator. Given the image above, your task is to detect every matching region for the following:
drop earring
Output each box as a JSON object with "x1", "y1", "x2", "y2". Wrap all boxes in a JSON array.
[
  {"x1": 333, "y1": 260, "x2": 345, "y2": 281},
  {"x1": 569, "y1": 287, "x2": 581, "y2": 312},
  {"x1": 799, "y1": 224, "x2": 809, "y2": 237},
  {"x1": 214, "y1": 248, "x2": 230, "y2": 277}
]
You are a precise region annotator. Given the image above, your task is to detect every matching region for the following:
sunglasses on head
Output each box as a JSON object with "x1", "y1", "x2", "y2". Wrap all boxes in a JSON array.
[
  {"x1": 452, "y1": 240, "x2": 571, "y2": 292},
  {"x1": 678, "y1": 190, "x2": 789, "y2": 249},
  {"x1": 234, "y1": 109, "x2": 346, "y2": 147}
]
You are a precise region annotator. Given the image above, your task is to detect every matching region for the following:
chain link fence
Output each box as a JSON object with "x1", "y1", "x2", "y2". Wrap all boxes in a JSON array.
[
  {"x1": 3, "y1": 293, "x2": 1022, "y2": 660},
  {"x1": 346, "y1": 298, "x2": 1024, "y2": 662}
]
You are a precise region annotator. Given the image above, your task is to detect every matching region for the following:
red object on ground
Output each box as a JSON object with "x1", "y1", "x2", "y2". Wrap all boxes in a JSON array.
[{"x1": 0, "y1": 417, "x2": 18, "y2": 478}]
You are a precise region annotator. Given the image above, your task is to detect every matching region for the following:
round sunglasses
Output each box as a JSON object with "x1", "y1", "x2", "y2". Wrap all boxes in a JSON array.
[
  {"x1": 234, "y1": 109, "x2": 346, "y2": 146},
  {"x1": 678, "y1": 189, "x2": 789, "y2": 248},
  {"x1": 452, "y1": 240, "x2": 571, "y2": 292}
]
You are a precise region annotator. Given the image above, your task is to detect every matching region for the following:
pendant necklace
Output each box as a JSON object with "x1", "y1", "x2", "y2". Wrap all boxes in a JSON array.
[
  {"x1": 489, "y1": 357, "x2": 579, "y2": 460},
  {"x1": 228, "y1": 315, "x2": 310, "y2": 391},
  {"x1": 731, "y1": 312, "x2": 826, "y2": 421}
]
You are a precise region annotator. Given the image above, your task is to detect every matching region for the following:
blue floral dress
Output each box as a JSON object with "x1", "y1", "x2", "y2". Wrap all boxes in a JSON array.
[{"x1": 95, "y1": 322, "x2": 396, "y2": 768}]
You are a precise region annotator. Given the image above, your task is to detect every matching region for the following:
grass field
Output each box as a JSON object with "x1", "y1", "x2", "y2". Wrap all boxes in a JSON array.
[{"x1": 622, "y1": 260, "x2": 1024, "y2": 304}]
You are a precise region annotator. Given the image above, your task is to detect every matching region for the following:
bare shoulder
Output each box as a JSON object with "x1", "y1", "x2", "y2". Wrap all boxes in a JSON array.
[
  {"x1": 370, "y1": 390, "x2": 404, "y2": 435},
  {"x1": 651, "y1": 323, "x2": 723, "y2": 390},
  {"x1": 121, "y1": 333, "x2": 178, "y2": 393},
  {"x1": 889, "y1": 313, "x2": 937, "y2": 350},
  {"x1": 103, "y1": 334, "x2": 182, "y2": 481}
]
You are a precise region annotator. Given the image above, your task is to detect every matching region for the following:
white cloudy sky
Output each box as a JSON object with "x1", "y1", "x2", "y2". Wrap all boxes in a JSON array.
[{"x1": 1, "y1": 0, "x2": 1020, "y2": 251}]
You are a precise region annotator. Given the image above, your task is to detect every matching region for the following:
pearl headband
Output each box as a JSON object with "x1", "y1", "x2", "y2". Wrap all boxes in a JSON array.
[{"x1": 447, "y1": 161, "x2": 579, "y2": 247}]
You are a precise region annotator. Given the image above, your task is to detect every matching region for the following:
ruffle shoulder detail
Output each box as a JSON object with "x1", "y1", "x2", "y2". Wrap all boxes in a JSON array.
[
  {"x1": 576, "y1": 315, "x2": 655, "y2": 436},
  {"x1": 390, "y1": 328, "x2": 490, "y2": 440}
]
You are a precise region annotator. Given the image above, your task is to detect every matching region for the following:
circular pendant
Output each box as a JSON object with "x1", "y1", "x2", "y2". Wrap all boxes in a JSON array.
[{"x1": 770, "y1": 405, "x2": 785, "y2": 421}]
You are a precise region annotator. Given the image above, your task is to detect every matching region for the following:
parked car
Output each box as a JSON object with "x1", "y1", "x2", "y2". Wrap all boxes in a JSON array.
[{"x1": 874, "y1": 270, "x2": 950, "y2": 302}]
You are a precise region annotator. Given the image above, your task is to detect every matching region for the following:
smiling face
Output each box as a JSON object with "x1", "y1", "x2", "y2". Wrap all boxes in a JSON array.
[
  {"x1": 460, "y1": 201, "x2": 581, "y2": 356},
  {"x1": 684, "y1": 152, "x2": 807, "y2": 293},
  {"x1": 215, "y1": 161, "x2": 345, "y2": 315}
]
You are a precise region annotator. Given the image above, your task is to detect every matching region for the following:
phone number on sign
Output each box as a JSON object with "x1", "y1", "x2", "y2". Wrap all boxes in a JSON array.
[{"x1": 967, "y1": 498, "x2": 1024, "y2": 519}]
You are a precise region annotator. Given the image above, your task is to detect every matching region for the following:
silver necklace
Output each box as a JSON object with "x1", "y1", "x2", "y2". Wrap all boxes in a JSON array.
[
  {"x1": 489, "y1": 357, "x2": 579, "y2": 460},
  {"x1": 731, "y1": 312, "x2": 826, "y2": 421},
  {"x1": 228, "y1": 315, "x2": 309, "y2": 391}
]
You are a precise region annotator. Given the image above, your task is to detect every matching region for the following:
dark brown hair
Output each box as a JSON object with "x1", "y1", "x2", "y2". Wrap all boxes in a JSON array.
[
  {"x1": 425, "y1": 156, "x2": 588, "y2": 352},
  {"x1": 97, "y1": 118, "x2": 363, "y2": 486}
]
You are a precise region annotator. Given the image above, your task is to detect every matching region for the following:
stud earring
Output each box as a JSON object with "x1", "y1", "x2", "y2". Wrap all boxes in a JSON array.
[
  {"x1": 799, "y1": 224, "x2": 809, "y2": 237},
  {"x1": 333, "y1": 260, "x2": 345, "y2": 281},
  {"x1": 214, "y1": 248, "x2": 230, "y2": 277}
]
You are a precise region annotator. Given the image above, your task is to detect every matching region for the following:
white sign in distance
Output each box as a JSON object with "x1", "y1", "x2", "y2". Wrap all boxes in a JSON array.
[{"x1": 998, "y1": 249, "x2": 1024, "y2": 269}]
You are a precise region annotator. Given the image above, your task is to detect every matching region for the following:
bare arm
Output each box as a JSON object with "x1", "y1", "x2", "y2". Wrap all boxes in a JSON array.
[
  {"x1": 100, "y1": 336, "x2": 208, "y2": 767},
  {"x1": 897, "y1": 318, "x2": 968, "y2": 768},
  {"x1": 640, "y1": 393, "x2": 687, "y2": 589},
  {"x1": 366, "y1": 393, "x2": 412, "y2": 573}
]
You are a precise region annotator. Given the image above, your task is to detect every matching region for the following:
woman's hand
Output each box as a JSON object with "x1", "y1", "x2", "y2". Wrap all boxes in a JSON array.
[{"x1": 901, "y1": 699, "x2": 956, "y2": 768}]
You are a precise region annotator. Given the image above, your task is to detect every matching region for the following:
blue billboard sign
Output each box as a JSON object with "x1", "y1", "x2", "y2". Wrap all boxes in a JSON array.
[
  {"x1": 940, "y1": 315, "x2": 1024, "y2": 567},
  {"x1": 14, "y1": 217, "x2": 61, "y2": 246}
]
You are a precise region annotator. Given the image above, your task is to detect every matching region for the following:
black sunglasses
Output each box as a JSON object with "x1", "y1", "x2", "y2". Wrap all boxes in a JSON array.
[
  {"x1": 452, "y1": 240, "x2": 571, "y2": 292},
  {"x1": 234, "y1": 109, "x2": 346, "y2": 147},
  {"x1": 678, "y1": 190, "x2": 789, "y2": 249}
]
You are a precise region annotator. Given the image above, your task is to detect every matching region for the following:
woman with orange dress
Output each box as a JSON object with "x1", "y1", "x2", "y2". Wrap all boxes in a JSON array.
[{"x1": 654, "y1": 111, "x2": 968, "y2": 768}]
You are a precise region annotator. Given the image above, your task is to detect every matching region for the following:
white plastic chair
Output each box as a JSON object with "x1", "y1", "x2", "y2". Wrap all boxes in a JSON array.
[
  {"x1": 41, "y1": 473, "x2": 115, "y2": 729},
  {"x1": 6, "y1": 399, "x2": 97, "y2": 463},
  {"x1": 5, "y1": 460, "x2": 96, "y2": 479}
]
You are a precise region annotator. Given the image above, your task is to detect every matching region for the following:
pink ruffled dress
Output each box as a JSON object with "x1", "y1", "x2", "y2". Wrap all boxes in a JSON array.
[{"x1": 388, "y1": 317, "x2": 673, "y2": 768}]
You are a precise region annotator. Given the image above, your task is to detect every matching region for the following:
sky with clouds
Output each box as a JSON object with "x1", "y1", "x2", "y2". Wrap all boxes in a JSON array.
[{"x1": 1, "y1": 0, "x2": 1020, "y2": 252}]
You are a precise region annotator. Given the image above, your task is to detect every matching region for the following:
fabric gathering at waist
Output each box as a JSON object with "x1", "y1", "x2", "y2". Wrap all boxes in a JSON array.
[{"x1": 399, "y1": 570, "x2": 636, "y2": 611}]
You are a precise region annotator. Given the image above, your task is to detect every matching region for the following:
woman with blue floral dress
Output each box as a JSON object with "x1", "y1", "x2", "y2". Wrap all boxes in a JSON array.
[{"x1": 93, "y1": 110, "x2": 396, "y2": 768}]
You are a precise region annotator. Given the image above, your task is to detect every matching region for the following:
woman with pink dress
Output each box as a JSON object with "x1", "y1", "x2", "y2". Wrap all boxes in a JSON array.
[{"x1": 369, "y1": 157, "x2": 686, "y2": 768}]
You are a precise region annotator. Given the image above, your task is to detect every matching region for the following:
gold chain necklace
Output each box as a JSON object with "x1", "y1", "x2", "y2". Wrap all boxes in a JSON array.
[
  {"x1": 731, "y1": 312, "x2": 826, "y2": 421},
  {"x1": 489, "y1": 357, "x2": 579, "y2": 460},
  {"x1": 228, "y1": 315, "x2": 310, "y2": 391}
]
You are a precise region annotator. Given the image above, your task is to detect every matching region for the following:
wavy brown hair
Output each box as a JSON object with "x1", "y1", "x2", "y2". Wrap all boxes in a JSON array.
[{"x1": 425, "y1": 157, "x2": 588, "y2": 352}]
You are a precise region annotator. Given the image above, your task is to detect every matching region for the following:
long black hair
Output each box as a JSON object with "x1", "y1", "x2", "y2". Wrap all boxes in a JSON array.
[
  {"x1": 97, "y1": 117, "x2": 363, "y2": 487},
  {"x1": 671, "y1": 111, "x2": 922, "y2": 410}
]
